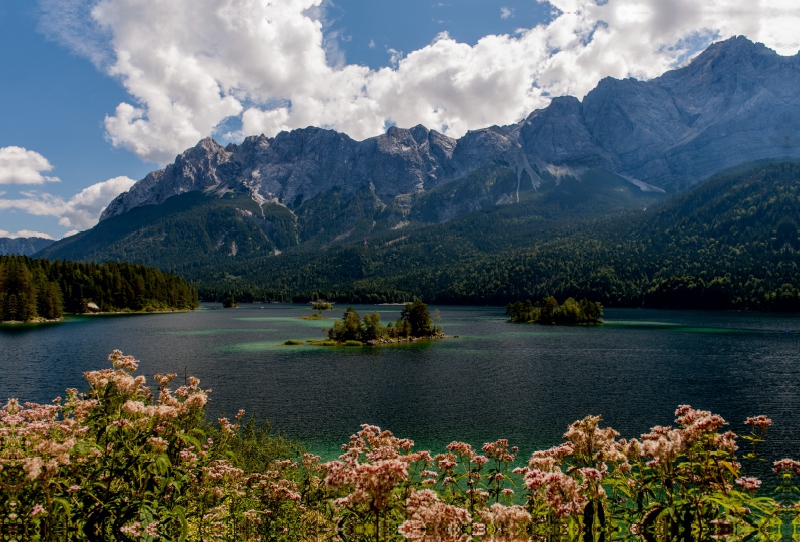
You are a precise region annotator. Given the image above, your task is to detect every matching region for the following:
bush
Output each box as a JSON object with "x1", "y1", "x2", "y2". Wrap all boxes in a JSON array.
[
  {"x1": 283, "y1": 339, "x2": 303, "y2": 345},
  {"x1": 2, "y1": 350, "x2": 795, "y2": 541},
  {"x1": 344, "y1": 340, "x2": 364, "y2": 347}
]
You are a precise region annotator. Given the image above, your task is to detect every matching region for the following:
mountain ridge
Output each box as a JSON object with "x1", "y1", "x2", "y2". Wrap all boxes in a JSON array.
[
  {"x1": 100, "y1": 36, "x2": 800, "y2": 223},
  {"x1": 0, "y1": 237, "x2": 55, "y2": 256}
]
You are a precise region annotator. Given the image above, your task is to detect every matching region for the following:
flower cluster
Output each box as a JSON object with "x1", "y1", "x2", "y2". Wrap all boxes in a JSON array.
[{"x1": 1, "y1": 351, "x2": 797, "y2": 542}]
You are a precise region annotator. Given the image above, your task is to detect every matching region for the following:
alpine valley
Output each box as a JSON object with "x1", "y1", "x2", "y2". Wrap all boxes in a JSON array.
[{"x1": 37, "y1": 37, "x2": 800, "y2": 310}]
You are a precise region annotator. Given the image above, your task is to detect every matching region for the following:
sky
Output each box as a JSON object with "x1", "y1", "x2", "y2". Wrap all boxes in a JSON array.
[{"x1": 1, "y1": 0, "x2": 799, "y2": 240}]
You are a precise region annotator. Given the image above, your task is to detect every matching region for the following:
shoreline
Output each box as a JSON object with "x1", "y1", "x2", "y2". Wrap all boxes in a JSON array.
[
  {"x1": 289, "y1": 334, "x2": 448, "y2": 347},
  {"x1": 1, "y1": 308, "x2": 196, "y2": 325}
]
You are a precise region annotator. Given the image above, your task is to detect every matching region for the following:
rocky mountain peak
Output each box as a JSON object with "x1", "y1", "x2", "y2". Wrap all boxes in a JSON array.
[{"x1": 100, "y1": 37, "x2": 800, "y2": 221}]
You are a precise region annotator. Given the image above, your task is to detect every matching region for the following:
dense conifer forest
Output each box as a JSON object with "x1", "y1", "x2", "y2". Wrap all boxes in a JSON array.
[
  {"x1": 198, "y1": 161, "x2": 800, "y2": 311},
  {"x1": 30, "y1": 160, "x2": 800, "y2": 312},
  {"x1": 0, "y1": 256, "x2": 198, "y2": 322}
]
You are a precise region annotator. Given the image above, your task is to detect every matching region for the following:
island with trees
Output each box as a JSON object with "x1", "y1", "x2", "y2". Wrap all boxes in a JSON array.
[
  {"x1": 0, "y1": 255, "x2": 198, "y2": 324},
  {"x1": 506, "y1": 296, "x2": 603, "y2": 325},
  {"x1": 286, "y1": 300, "x2": 444, "y2": 346},
  {"x1": 300, "y1": 300, "x2": 334, "y2": 320}
]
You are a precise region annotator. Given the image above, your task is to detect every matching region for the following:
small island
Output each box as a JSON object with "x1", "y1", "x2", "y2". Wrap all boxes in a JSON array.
[
  {"x1": 506, "y1": 296, "x2": 603, "y2": 325},
  {"x1": 299, "y1": 300, "x2": 334, "y2": 320},
  {"x1": 0, "y1": 255, "x2": 198, "y2": 324},
  {"x1": 285, "y1": 300, "x2": 444, "y2": 346}
]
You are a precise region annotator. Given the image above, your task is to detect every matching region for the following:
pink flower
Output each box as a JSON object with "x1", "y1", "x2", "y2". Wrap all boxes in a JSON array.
[
  {"x1": 482, "y1": 439, "x2": 517, "y2": 462},
  {"x1": 745, "y1": 415, "x2": 772, "y2": 429},
  {"x1": 398, "y1": 519, "x2": 427, "y2": 539},
  {"x1": 145, "y1": 522, "x2": 160, "y2": 537},
  {"x1": 735, "y1": 477, "x2": 762, "y2": 492},
  {"x1": 108, "y1": 350, "x2": 139, "y2": 372},
  {"x1": 120, "y1": 522, "x2": 142, "y2": 537},
  {"x1": 399, "y1": 490, "x2": 471, "y2": 541},
  {"x1": 30, "y1": 504, "x2": 47, "y2": 518},
  {"x1": 774, "y1": 459, "x2": 800, "y2": 474},
  {"x1": 446, "y1": 441, "x2": 475, "y2": 459}
]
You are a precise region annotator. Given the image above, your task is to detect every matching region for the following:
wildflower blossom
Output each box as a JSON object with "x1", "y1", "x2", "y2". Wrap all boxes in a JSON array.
[
  {"x1": 30, "y1": 504, "x2": 47, "y2": 518},
  {"x1": 745, "y1": 415, "x2": 772, "y2": 429},
  {"x1": 398, "y1": 490, "x2": 471, "y2": 541},
  {"x1": 735, "y1": 477, "x2": 762, "y2": 491},
  {"x1": 774, "y1": 459, "x2": 800, "y2": 474},
  {"x1": 120, "y1": 522, "x2": 142, "y2": 537},
  {"x1": 477, "y1": 503, "x2": 531, "y2": 541},
  {"x1": 145, "y1": 522, "x2": 160, "y2": 537}
]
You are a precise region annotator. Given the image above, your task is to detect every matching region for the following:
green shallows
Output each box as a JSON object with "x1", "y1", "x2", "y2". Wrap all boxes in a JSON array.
[
  {"x1": 163, "y1": 329, "x2": 277, "y2": 335},
  {"x1": 214, "y1": 341, "x2": 287, "y2": 352}
]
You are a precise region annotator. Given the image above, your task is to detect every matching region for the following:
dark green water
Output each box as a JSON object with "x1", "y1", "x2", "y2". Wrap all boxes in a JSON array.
[{"x1": 2, "y1": 304, "x2": 799, "y2": 467}]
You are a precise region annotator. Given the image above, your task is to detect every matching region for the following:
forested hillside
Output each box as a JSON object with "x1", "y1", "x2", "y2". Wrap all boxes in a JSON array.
[
  {"x1": 196, "y1": 161, "x2": 800, "y2": 311},
  {"x1": 0, "y1": 256, "x2": 198, "y2": 322},
  {"x1": 33, "y1": 160, "x2": 800, "y2": 312},
  {"x1": 39, "y1": 163, "x2": 660, "y2": 269}
]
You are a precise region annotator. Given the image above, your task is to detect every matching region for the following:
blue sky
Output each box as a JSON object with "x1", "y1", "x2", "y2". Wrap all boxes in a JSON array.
[
  {"x1": 0, "y1": 0, "x2": 797, "y2": 240},
  {"x1": 0, "y1": 0, "x2": 552, "y2": 239}
]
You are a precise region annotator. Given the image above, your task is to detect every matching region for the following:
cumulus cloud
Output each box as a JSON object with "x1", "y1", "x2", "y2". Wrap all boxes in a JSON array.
[
  {"x1": 0, "y1": 147, "x2": 60, "y2": 185},
  {"x1": 500, "y1": 7, "x2": 514, "y2": 19},
  {"x1": 40, "y1": 0, "x2": 800, "y2": 164},
  {"x1": 0, "y1": 229, "x2": 55, "y2": 240},
  {"x1": 0, "y1": 176, "x2": 136, "y2": 230}
]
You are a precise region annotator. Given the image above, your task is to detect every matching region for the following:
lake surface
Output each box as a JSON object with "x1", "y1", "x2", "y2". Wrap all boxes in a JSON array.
[{"x1": 2, "y1": 304, "x2": 800, "y2": 468}]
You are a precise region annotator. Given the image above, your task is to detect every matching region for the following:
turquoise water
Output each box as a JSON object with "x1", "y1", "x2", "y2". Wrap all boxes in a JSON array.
[{"x1": 2, "y1": 304, "x2": 799, "y2": 468}]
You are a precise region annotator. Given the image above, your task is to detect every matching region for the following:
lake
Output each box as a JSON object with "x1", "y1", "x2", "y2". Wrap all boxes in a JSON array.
[{"x1": 2, "y1": 304, "x2": 799, "y2": 468}]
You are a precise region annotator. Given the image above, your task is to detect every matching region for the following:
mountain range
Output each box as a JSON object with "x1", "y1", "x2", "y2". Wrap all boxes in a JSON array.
[
  {"x1": 36, "y1": 37, "x2": 800, "y2": 310},
  {"x1": 1, "y1": 237, "x2": 55, "y2": 256}
]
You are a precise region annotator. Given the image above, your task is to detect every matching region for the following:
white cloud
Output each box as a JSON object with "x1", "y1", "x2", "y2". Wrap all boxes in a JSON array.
[
  {"x1": 40, "y1": 0, "x2": 800, "y2": 165},
  {"x1": 0, "y1": 147, "x2": 60, "y2": 185},
  {"x1": 500, "y1": 7, "x2": 514, "y2": 19},
  {"x1": 0, "y1": 176, "x2": 136, "y2": 230},
  {"x1": 0, "y1": 230, "x2": 55, "y2": 240}
]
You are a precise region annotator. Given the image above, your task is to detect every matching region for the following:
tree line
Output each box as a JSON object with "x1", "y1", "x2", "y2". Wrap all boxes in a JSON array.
[
  {"x1": 191, "y1": 161, "x2": 800, "y2": 312},
  {"x1": 0, "y1": 256, "x2": 198, "y2": 322}
]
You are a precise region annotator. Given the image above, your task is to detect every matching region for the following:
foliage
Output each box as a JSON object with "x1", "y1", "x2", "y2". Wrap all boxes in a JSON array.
[
  {"x1": 187, "y1": 161, "x2": 800, "y2": 312},
  {"x1": 222, "y1": 293, "x2": 238, "y2": 308},
  {"x1": 1, "y1": 351, "x2": 795, "y2": 541},
  {"x1": 327, "y1": 302, "x2": 443, "y2": 344},
  {"x1": 506, "y1": 297, "x2": 603, "y2": 325},
  {"x1": 0, "y1": 256, "x2": 197, "y2": 322},
  {"x1": 303, "y1": 300, "x2": 334, "y2": 319}
]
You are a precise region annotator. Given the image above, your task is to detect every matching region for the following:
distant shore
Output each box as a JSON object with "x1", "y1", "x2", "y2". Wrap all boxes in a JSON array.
[{"x1": 0, "y1": 308, "x2": 194, "y2": 326}]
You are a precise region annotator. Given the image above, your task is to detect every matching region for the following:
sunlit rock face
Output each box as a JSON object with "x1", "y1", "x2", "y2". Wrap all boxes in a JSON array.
[{"x1": 101, "y1": 36, "x2": 800, "y2": 220}]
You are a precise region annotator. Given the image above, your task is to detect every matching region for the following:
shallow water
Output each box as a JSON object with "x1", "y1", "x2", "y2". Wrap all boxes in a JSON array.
[{"x1": 2, "y1": 304, "x2": 800, "y2": 466}]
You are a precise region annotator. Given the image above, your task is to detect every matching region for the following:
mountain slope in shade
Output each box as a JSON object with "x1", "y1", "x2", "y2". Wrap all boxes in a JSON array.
[
  {"x1": 39, "y1": 163, "x2": 662, "y2": 268},
  {"x1": 192, "y1": 160, "x2": 800, "y2": 312},
  {"x1": 0, "y1": 237, "x2": 54, "y2": 256},
  {"x1": 100, "y1": 36, "x2": 800, "y2": 223}
]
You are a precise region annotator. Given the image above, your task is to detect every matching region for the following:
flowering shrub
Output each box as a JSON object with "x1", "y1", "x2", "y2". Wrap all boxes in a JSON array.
[{"x1": 0, "y1": 351, "x2": 796, "y2": 541}]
